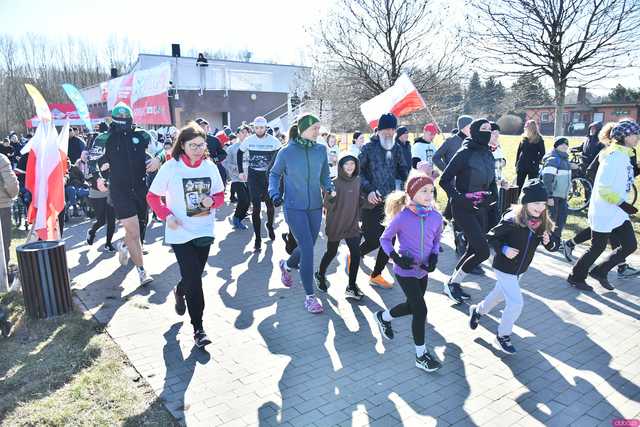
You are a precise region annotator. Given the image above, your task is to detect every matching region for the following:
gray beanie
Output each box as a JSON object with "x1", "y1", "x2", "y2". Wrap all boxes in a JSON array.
[{"x1": 457, "y1": 115, "x2": 473, "y2": 130}]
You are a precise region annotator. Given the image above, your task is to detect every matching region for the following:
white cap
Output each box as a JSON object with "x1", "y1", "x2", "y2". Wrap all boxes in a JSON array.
[{"x1": 254, "y1": 116, "x2": 267, "y2": 127}]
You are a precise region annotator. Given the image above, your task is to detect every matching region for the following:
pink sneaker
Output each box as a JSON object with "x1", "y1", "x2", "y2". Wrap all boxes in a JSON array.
[
  {"x1": 279, "y1": 260, "x2": 294, "y2": 287},
  {"x1": 304, "y1": 296, "x2": 324, "y2": 314}
]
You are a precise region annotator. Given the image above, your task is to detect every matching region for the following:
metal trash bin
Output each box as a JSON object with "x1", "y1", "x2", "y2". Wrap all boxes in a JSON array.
[
  {"x1": 16, "y1": 241, "x2": 72, "y2": 319},
  {"x1": 498, "y1": 186, "x2": 521, "y2": 216}
]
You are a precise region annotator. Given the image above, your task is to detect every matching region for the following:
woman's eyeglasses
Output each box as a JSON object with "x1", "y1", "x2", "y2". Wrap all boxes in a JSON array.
[{"x1": 186, "y1": 143, "x2": 206, "y2": 150}]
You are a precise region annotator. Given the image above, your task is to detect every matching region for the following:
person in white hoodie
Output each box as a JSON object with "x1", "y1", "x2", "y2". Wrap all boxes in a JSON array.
[{"x1": 568, "y1": 120, "x2": 639, "y2": 292}]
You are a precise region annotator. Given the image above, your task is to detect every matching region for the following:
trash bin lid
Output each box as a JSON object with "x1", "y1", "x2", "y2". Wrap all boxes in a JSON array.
[{"x1": 17, "y1": 240, "x2": 65, "y2": 252}]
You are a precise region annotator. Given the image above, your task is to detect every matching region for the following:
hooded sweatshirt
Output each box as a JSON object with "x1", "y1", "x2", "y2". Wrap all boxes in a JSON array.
[
  {"x1": 324, "y1": 154, "x2": 361, "y2": 241},
  {"x1": 582, "y1": 121, "x2": 604, "y2": 166}
]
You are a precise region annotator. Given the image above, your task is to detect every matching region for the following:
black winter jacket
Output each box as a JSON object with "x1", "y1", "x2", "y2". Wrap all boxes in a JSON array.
[
  {"x1": 358, "y1": 136, "x2": 409, "y2": 199},
  {"x1": 516, "y1": 136, "x2": 546, "y2": 173},
  {"x1": 96, "y1": 126, "x2": 151, "y2": 194},
  {"x1": 582, "y1": 121, "x2": 604, "y2": 167},
  {"x1": 487, "y1": 209, "x2": 559, "y2": 275},
  {"x1": 439, "y1": 138, "x2": 498, "y2": 211}
]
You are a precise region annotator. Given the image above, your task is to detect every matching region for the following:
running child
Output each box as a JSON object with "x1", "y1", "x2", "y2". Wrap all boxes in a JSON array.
[
  {"x1": 315, "y1": 153, "x2": 364, "y2": 300},
  {"x1": 374, "y1": 171, "x2": 443, "y2": 372},
  {"x1": 469, "y1": 179, "x2": 559, "y2": 354}
]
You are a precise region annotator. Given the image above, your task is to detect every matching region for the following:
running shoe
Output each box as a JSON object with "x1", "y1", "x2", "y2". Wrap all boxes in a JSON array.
[
  {"x1": 416, "y1": 351, "x2": 442, "y2": 372},
  {"x1": 567, "y1": 275, "x2": 593, "y2": 291},
  {"x1": 443, "y1": 281, "x2": 464, "y2": 304},
  {"x1": 495, "y1": 335, "x2": 516, "y2": 354},
  {"x1": 589, "y1": 268, "x2": 614, "y2": 290},
  {"x1": 103, "y1": 243, "x2": 116, "y2": 252},
  {"x1": 370, "y1": 275, "x2": 393, "y2": 289},
  {"x1": 279, "y1": 260, "x2": 294, "y2": 287},
  {"x1": 345, "y1": 285, "x2": 364, "y2": 301},
  {"x1": 375, "y1": 310, "x2": 394, "y2": 340},
  {"x1": 138, "y1": 268, "x2": 153, "y2": 286},
  {"x1": 232, "y1": 217, "x2": 248, "y2": 230},
  {"x1": 173, "y1": 287, "x2": 186, "y2": 316},
  {"x1": 457, "y1": 284, "x2": 471, "y2": 300},
  {"x1": 315, "y1": 271, "x2": 328, "y2": 293},
  {"x1": 617, "y1": 264, "x2": 640, "y2": 278},
  {"x1": 194, "y1": 330, "x2": 212, "y2": 348},
  {"x1": 469, "y1": 304, "x2": 481, "y2": 330},
  {"x1": 116, "y1": 241, "x2": 129, "y2": 266},
  {"x1": 86, "y1": 229, "x2": 95, "y2": 246},
  {"x1": 562, "y1": 240, "x2": 576, "y2": 263},
  {"x1": 304, "y1": 296, "x2": 324, "y2": 314}
]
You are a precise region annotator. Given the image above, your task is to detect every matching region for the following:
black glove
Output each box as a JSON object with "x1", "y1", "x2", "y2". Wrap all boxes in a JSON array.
[
  {"x1": 426, "y1": 253, "x2": 438, "y2": 272},
  {"x1": 455, "y1": 194, "x2": 477, "y2": 211},
  {"x1": 390, "y1": 251, "x2": 414, "y2": 269},
  {"x1": 619, "y1": 201, "x2": 638, "y2": 215},
  {"x1": 272, "y1": 195, "x2": 283, "y2": 208}
]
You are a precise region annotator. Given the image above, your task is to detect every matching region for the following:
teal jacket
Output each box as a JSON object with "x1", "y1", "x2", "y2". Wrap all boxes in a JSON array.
[{"x1": 268, "y1": 138, "x2": 335, "y2": 210}]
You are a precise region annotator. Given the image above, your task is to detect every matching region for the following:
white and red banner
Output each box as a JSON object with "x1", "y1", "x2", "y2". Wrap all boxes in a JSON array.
[
  {"x1": 104, "y1": 63, "x2": 171, "y2": 125},
  {"x1": 360, "y1": 73, "x2": 426, "y2": 129},
  {"x1": 25, "y1": 103, "x2": 105, "y2": 128}
]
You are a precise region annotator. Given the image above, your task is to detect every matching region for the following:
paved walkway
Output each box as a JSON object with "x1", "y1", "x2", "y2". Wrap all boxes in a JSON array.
[{"x1": 64, "y1": 204, "x2": 640, "y2": 426}]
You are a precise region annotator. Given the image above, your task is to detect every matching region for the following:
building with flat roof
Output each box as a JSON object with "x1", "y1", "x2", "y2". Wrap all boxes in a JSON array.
[{"x1": 80, "y1": 49, "x2": 311, "y2": 130}]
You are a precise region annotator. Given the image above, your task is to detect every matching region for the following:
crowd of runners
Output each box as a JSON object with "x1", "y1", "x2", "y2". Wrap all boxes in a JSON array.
[{"x1": 2, "y1": 103, "x2": 638, "y2": 372}]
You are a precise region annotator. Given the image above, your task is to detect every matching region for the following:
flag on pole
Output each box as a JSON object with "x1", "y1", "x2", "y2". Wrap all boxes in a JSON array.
[
  {"x1": 24, "y1": 121, "x2": 67, "y2": 241},
  {"x1": 24, "y1": 84, "x2": 52, "y2": 123},
  {"x1": 62, "y1": 83, "x2": 93, "y2": 131},
  {"x1": 360, "y1": 74, "x2": 426, "y2": 129}
]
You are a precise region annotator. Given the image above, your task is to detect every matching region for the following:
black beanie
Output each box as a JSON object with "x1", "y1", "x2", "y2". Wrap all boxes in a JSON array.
[
  {"x1": 396, "y1": 126, "x2": 409, "y2": 137},
  {"x1": 554, "y1": 137, "x2": 569, "y2": 148},
  {"x1": 377, "y1": 113, "x2": 398, "y2": 131},
  {"x1": 490, "y1": 122, "x2": 501, "y2": 132},
  {"x1": 519, "y1": 178, "x2": 548, "y2": 204}
]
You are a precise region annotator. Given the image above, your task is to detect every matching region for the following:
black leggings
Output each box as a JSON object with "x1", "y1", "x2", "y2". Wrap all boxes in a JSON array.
[
  {"x1": 516, "y1": 169, "x2": 539, "y2": 190},
  {"x1": 89, "y1": 197, "x2": 115, "y2": 245},
  {"x1": 573, "y1": 226, "x2": 621, "y2": 249},
  {"x1": 453, "y1": 204, "x2": 490, "y2": 273},
  {"x1": 172, "y1": 240, "x2": 212, "y2": 332},
  {"x1": 318, "y1": 237, "x2": 361, "y2": 287},
  {"x1": 360, "y1": 204, "x2": 390, "y2": 276},
  {"x1": 390, "y1": 275, "x2": 428, "y2": 346},
  {"x1": 248, "y1": 172, "x2": 274, "y2": 242},
  {"x1": 572, "y1": 221, "x2": 638, "y2": 280},
  {"x1": 231, "y1": 182, "x2": 250, "y2": 221}
]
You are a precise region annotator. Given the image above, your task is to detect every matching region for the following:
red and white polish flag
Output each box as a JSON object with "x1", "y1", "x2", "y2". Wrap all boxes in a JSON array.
[{"x1": 360, "y1": 74, "x2": 426, "y2": 129}]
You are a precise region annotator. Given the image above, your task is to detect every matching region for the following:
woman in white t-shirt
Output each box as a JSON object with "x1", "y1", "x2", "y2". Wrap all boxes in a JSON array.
[
  {"x1": 569, "y1": 120, "x2": 639, "y2": 291},
  {"x1": 147, "y1": 122, "x2": 225, "y2": 348}
]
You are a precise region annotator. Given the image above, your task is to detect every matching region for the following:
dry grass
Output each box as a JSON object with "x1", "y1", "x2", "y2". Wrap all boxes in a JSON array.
[{"x1": 0, "y1": 292, "x2": 176, "y2": 427}]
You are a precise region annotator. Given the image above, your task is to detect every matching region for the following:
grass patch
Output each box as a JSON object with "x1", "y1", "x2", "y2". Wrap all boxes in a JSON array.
[{"x1": 0, "y1": 292, "x2": 177, "y2": 427}]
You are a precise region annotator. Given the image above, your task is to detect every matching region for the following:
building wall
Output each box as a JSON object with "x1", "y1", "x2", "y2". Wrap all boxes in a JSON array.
[
  {"x1": 174, "y1": 90, "x2": 288, "y2": 129},
  {"x1": 526, "y1": 105, "x2": 640, "y2": 136}
]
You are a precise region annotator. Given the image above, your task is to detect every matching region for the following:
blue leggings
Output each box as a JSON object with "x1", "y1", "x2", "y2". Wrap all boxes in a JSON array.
[{"x1": 285, "y1": 208, "x2": 322, "y2": 295}]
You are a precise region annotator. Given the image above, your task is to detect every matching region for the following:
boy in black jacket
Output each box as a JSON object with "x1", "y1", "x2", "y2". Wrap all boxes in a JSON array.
[{"x1": 469, "y1": 179, "x2": 559, "y2": 354}]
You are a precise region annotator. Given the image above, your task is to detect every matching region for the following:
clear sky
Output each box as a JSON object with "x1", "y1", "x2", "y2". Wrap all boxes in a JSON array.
[{"x1": 1, "y1": 0, "x2": 637, "y2": 94}]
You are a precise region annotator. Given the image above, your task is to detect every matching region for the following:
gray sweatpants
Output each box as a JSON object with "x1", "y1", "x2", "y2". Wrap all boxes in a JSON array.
[{"x1": 477, "y1": 270, "x2": 523, "y2": 336}]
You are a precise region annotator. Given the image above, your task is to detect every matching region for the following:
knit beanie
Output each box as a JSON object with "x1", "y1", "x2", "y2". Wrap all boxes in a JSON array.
[
  {"x1": 378, "y1": 113, "x2": 398, "y2": 131},
  {"x1": 423, "y1": 123, "x2": 439, "y2": 134},
  {"x1": 469, "y1": 118, "x2": 491, "y2": 142},
  {"x1": 406, "y1": 173, "x2": 434, "y2": 200},
  {"x1": 490, "y1": 122, "x2": 501, "y2": 132},
  {"x1": 611, "y1": 120, "x2": 640, "y2": 140},
  {"x1": 519, "y1": 178, "x2": 548, "y2": 204},
  {"x1": 112, "y1": 102, "x2": 132, "y2": 120},
  {"x1": 297, "y1": 113, "x2": 320, "y2": 135},
  {"x1": 457, "y1": 115, "x2": 473, "y2": 130},
  {"x1": 396, "y1": 126, "x2": 409, "y2": 138},
  {"x1": 554, "y1": 137, "x2": 569, "y2": 148}
]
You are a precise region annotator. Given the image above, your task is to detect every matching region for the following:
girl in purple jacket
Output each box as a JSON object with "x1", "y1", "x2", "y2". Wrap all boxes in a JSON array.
[{"x1": 375, "y1": 172, "x2": 444, "y2": 373}]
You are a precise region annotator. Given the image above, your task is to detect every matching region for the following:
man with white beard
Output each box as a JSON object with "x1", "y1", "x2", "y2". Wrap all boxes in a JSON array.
[{"x1": 358, "y1": 113, "x2": 409, "y2": 288}]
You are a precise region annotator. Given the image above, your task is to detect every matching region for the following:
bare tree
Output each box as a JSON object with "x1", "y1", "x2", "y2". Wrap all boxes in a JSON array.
[
  {"x1": 467, "y1": 0, "x2": 640, "y2": 136},
  {"x1": 312, "y1": 0, "x2": 461, "y2": 130}
]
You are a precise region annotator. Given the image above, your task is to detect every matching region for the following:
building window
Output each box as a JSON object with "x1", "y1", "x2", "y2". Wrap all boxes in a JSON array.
[
  {"x1": 593, "y1": 112, "x2": 604, "y2": 123},
  {"x1": 540, "y1": 112, "x2": 550, "y2": 122}
]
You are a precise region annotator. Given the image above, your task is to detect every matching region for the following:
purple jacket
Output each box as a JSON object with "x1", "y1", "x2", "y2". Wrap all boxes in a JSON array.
[{"x1": 380, "y1": 207, "x2": 443, "y2": 278}]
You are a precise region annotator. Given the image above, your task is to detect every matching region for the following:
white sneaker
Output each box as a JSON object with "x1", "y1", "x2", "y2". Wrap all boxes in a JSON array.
[
  {"x1": 117, "y1": 241, "x2": 129, "y2": 266},
  {"x1": 138, "y1": 268, "x2": 153, "y2": 286}
]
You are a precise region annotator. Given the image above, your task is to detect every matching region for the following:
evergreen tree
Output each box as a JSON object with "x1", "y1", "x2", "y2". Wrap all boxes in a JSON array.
[
  {"x1": 464, "y1": 72, "x2": 484, "y2": 114},
  {"x1": 608, "y1": 84, "x2": 640, "y2": 103},
  {"x1": 483, "y1": 77, "x2": 506, "y2": 116},
  {"x1": 511, "y1": 74, "x2": 551, "y2": 110}
]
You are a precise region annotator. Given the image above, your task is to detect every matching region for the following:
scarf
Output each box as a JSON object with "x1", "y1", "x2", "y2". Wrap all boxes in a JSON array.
[
  {"x1": 296, "y1": 137, "x2": 315, "y2": 148},
  {"x1": 409, "y1": 202, "x2": 434, "y2": 218}
]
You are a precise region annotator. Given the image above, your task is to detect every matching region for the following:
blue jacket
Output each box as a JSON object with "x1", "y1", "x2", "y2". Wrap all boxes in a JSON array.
[
  {"x1": 540, "y1": 149, "x2": 571, "y2": 199},
  {"x1": 268, "y1": 138, "x2": 335, "y2": 210}
]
